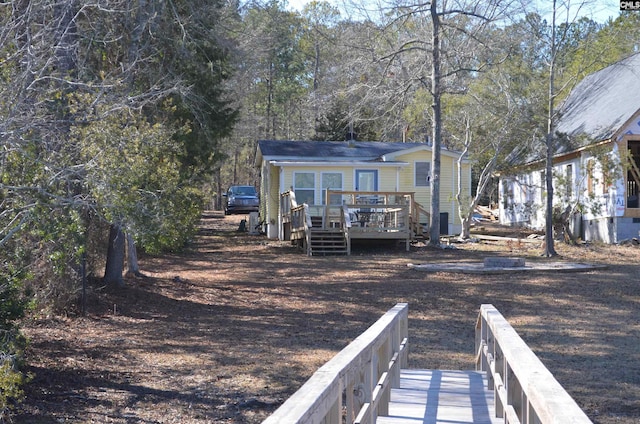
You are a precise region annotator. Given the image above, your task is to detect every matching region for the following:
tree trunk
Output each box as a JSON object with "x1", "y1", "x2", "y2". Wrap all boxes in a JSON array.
[
  {"x1": 543, "y1": 0, "x2": 559, "y2": 257},
  {"x1": 215, "y1": 167, "x2": 223, "y2": 210},
  {"x1": 126, "y1": 0, "x2": 148, "y2": 85},
  {"x1": 266, "y1": 62, "x2": 274, "y2": 138},
  {"x1": 126, "y1": 232, "x2": 142, "y2": 277},
  {"x1": 428, "y1": 0, "x2": 442, "y2": 247},
  {"x1": 457, "y1": 118, "x2": 472, "y2": 240},
  {"x1": 544, "y1": 132, "x2": 558, "y2": 256},
  {"x1": 459, "y1": 216, "x2": 471, "y2": 239},
  {"x1": 459, "y1": 155, "x2": 498, "y2": 240},
  {"x1": 560, "y1": 205, "x2": 578, "y2": 244},
  {"x1": 104, "y1": 224, "x2": 125, "y2": 287},
  {"x1": 54, "y1": 0, "x2": 78, "y2": 76}
]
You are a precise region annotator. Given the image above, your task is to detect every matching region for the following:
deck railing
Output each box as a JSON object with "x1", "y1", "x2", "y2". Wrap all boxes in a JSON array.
[
  {"x1": 290, "y1": 203, "x2": 312, "y2": 252},
  {"x1": 280, "y1": 190, "x2": 296, "y2": 222},
  {"x1": 341, "y1": 205, "x2": 352, "y2": 254},
  {"x1": 475, "y1": 304, "x2": 593, "y2": 424},
  {"x1": 411, "y1": 200, "x2": 430, "y2": 237},
  {"x1": 281, "y1": 190, "x2": 431, "y2": 235},
  {"x1": 263, "y1": 303, "x2": 409, "y2": 424}
]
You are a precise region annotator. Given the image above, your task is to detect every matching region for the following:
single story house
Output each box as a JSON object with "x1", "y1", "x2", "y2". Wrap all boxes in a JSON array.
[
  {"x1": 499, "y1": 52, "x2": 640, "y2": 243},
  {"x1": 255, "y1": 140, "x2": 471, "y2": 241}
]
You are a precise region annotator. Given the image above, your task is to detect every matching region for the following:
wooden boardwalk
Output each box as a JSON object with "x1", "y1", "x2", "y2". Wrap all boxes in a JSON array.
[
  {"x1": 377, "y1": 369, "x2": 501, "y2": 424},
  {"x1": 262, "y1": 304, "x2": 593, "y2": 424}
]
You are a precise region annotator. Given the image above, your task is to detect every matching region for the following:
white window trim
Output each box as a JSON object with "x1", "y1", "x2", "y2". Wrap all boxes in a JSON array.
[{"x1": 293, "y1": 171, "x2": 316, "y2": 205}]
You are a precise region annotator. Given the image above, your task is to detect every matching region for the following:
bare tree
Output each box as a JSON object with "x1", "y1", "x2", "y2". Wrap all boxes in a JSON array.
[
  {"x1": 530, "y1": 0, "x2": 602, "y2": 256},
  {"x1": 350, "y1": 0, "x2": 521, "y2": 246},
  {"x1": 543, "y1": 0, "x2": 560, "y2": 256}
]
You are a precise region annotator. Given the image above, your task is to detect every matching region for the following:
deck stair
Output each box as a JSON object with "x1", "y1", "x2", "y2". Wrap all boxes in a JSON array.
[{"x1": 309, "y1": 216, "x2": 347, "y2": 255}]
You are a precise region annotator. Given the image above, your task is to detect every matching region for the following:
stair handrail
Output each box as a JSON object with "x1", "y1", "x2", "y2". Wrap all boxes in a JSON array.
[
  {"x1": 411, "y1": 200, "x2": 430, "y2": 237},
  {"x1": 263, "y1": 303, "x2": 409, "y2": 424},
  {"x1": 280, "y1": 189, "x2": 298, "y2": 220},
  {"x1": 303, "y1": 204, "x2": 312, "y2": 256},
  {"x1": 475, "y1": 304, "x2": 593, "y2": 424},
  {"x1": 341, "y1": 205, "x2": 352, "y2": 255}
]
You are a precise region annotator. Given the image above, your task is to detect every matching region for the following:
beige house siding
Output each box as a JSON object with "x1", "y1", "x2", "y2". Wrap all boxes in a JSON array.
[
  {"x1": 374, "y1": 167, "x2": 400, "y2": 191},
  {"x1": 396, "y1": 150, "x2": 431, "y2": 206},
  {"x1": 394, "y1": 150, "x2": 471, "y2": 228},
  {"x1": 264, "y1": 163, "x2": 279, "y2": 226},
  {"x1": 440, "y1": 154, "x2": 458, "y2": 225}
]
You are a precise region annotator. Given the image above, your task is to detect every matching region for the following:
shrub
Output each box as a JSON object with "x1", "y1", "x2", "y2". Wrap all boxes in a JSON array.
[{"x1": 0, "y1": 261, "x2": 31, "y2": 420}]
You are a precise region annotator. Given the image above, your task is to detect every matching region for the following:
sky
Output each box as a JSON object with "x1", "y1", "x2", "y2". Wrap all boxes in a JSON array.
[
  {"x1": 285, "y1": 0, "x2": 624, "y2": 23},
  {"x1": 538, "y1": 0, "x2": 623, "y2": 24}
]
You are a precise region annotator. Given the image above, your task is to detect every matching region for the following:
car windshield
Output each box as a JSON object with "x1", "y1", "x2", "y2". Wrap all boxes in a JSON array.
[{"x1": 231, "y1": 186, "x2": 256, "y2": 196}]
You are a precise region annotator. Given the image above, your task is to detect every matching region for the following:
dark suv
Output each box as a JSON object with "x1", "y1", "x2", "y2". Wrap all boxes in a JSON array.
[{"x1": 224, "y1": 185, "x2": 259, "y2": 215}]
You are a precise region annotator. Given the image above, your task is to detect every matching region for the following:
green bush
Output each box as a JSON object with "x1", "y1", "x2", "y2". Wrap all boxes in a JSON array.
[
  {"x1": 133, "y1": 186, "x2": 204, "y2": 254},
  {"x1": 0, "y1": 348, "x2": 29, "y2": 420},
  {"x1": 24, "y1": 206, "x2": 86, "y2": 314},
  {"x1": 0, "y1": 262, "x2": 31, "y2": 420}
]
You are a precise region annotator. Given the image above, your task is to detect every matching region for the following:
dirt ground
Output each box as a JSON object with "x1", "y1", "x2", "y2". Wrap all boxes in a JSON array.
[{"x1": 14, "y1": 212, "x2": 640, "y2": 423}]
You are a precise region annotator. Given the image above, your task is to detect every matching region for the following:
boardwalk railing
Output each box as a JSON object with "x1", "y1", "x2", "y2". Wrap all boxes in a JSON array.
[
  {"x1": 263, "y1": 303, "x2": 409, "y2": 424},
  {"x1": 475, "y1": 304, "x2": 593, "y2": 424}
]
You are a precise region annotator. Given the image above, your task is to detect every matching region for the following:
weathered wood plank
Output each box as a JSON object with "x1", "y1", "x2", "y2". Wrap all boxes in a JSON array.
[{"x1": 376, "y1": 369, "x2": 501, "y2": 424}]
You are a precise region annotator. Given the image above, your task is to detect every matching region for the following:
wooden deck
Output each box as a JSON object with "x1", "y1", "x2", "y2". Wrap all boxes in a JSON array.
[
  {"x1": 377, "y1": 369, "x2": 501, "y2": 424},
  {"x1": 262, "y1": 303, "x2": 594, "y2": 424},
  {"x1": 281, "y1": 190, "x2": 430, "y2": 255}
]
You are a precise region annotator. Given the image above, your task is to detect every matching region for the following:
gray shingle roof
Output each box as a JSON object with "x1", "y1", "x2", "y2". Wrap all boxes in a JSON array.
[
  {"x1": 257, "y1": 140, "x2": 429, "y2": 160},
  {"x1": 556, "y1": 52, "x2": 640, "y2": 146}
]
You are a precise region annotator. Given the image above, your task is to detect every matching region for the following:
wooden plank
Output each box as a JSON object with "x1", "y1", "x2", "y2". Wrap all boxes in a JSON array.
[
  {"x1": 376, "y1": 369, "x2": 502, "y2": 424},
  {"x1": 471, "y1": 233, "x2": 542, "y2": 244}
]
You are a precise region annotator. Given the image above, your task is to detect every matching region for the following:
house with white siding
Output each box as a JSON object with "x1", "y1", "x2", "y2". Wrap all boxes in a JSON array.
[
  {"x1": 499, "y1": 53, "x2": 640, "y2": 243},
  {"x1": 255, "y1": 140, "x2": 470, "y2": 251}
]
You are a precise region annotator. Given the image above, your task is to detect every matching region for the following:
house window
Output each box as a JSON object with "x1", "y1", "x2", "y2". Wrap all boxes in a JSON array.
[
  {"x1": 415, "y1": 162, "x2": 431, "y2": 187},
  {"x1": 586, "y1": 160, "x2": 596, "y2": 196},
  {"x1": 294, "y1": 172, "x2": 315, "y2": 205},
  {"x1": 502, "y1": 179, "x2": 512, "y2": 209},
  {"x1": 322, "y1": 173, "x2": 343, "y2": 205},
  {"x1": 627, "y1": 140, "x2": 640, "y2": 208},
  {"x1": 355, "y1": 170, "x2": 378, "y2": 191},
  {"x1": 565, "y1": 164, "x2": 573, "y2": 199},
  {"x1": 540, "y1": 171, "x2": 546, "y2": 203}
]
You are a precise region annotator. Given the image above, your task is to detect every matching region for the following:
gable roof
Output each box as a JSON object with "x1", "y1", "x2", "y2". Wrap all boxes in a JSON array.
[
  {"x1": 556, "y1": 52, "x2": 640, "y2": 147},
  {"x1": 257, "y1": 140, "x2": 430, "y2": 162},
  {"x1": 257, "y1": 140, "x2": 467, "y2": 165}
]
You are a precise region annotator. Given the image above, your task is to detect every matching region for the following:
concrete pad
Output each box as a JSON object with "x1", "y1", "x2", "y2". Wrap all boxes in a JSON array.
[
  {"x1": 407, "y1": 261, "x2": 607, "y2": 274},
  {"x1": 483, "y1": 257, "x2": 525, "y2": 268}
]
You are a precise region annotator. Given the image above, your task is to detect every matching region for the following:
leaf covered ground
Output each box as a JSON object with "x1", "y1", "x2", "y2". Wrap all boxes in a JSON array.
[{"x1": 14, "y1": 212, "x2": 640, "y2": 423}]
